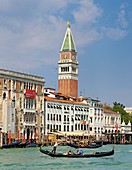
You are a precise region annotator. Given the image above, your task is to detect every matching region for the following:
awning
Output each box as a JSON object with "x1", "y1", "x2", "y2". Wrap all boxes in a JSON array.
[{"x1": 49, "y1": 131, "x2": 90, "y2": 136}]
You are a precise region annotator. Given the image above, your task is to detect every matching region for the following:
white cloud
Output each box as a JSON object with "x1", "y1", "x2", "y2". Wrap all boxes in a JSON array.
[
  {"x1": 0, "y1": 1, "x2": 70, "y2": 71},
  {"x1": 117, "y1": 4, "x2": 128, "y2": 28},
  {"x1": 73, "y1": 0, "x2": 102, "y2": 25},
  {"x1": 75, "y1": 29, "x2": 102, "y2": 47},
  {"x1": 0, "y1": 0, "x2": 69, "y2": 12},
  {"x1": 0, "y1": 18, "x2": 65, "y2": 70},
  {"x1": 0, "y1": 0, "x2": 130, "y2": 73},
  {"x1": 102, "y1": 27, "x2": 127, "y2": 40}
]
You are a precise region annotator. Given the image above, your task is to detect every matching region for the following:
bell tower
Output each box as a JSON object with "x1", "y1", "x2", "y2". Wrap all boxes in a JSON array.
[{"x1": 58, "y1": 21, "x2": 78, "y2": 98}]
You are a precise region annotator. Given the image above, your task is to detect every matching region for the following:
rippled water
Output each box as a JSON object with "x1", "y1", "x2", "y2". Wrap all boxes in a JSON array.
[{"x1": 0, "y1": 145, "x2": 132, "y2": 170}]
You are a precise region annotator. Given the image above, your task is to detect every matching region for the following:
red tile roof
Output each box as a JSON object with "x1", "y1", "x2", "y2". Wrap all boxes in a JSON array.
[
  {"x1": 44, "y1": 96, "x2": 88, "y2": 106},
  {"x1": 104, "y1": 109, "x2": 119, "y2": 114}
]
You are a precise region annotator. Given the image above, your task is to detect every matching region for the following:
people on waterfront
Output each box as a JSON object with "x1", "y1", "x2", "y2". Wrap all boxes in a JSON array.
[{"x1": 52, "y1": 142, "x2": 58, "y2": 154}]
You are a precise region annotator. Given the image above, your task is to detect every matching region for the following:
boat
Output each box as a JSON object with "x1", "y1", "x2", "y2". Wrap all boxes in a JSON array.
[
  {"x1": 18, "y1": 141, "x2": 29, "y2": 148},
  {"x1": 25, "y1": 142, "x2": 37, "y2": 147},
  {"x1": 39, "y1": 146, "x2": 114, "y2": 158},
  {"x1": 3, "y1": 141, "x2": 36, "y2": 148},
  {"x1": 2, "y1": 141, "x2": 21, "y2": 148},
  {"x1": 2, "y1": 143, "x2": 14, "y2": 149},
  {"x1": 94, "y1": 140, "x2": 112, "y2": 145},
  {"x1": 67, "y1": 142, "x2": 102, "y2": 149}
]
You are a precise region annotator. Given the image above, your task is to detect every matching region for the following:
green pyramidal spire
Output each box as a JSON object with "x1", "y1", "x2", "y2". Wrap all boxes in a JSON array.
[{"x1": 60, "y1": 21, "x2": 77, "y2": 52}]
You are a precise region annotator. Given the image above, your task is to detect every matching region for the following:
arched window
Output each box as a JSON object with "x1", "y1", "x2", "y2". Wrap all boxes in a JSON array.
[{"x1": 3, "y1": 92, "x2": 6, "y2": 99}]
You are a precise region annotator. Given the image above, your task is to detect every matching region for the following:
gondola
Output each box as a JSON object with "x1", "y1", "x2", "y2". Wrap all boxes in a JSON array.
[
  {"x1": 25, "y1": 142, "x2": 37, "y2": 147},
  {"x1": 2, "y1": 141, "x2": 21, "y2": 148},
  {"x1": 40, "y1": 146, "x2": 114, "y2": 158},
  {"x1": 67, "y1": 142, "x2": 102, "y2": 149},
  {"x1": 18, "y1": 141, "x2": 29, "y2": 148},
  {"x1": 2, "y1": 143, "x2": 14, "y2": 148},
  {"x1": 94, "y1": 140, "x2": 112, "y2": 145}
]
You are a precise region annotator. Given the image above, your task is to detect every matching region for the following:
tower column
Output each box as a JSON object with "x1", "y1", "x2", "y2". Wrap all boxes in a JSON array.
[{"x1": 58, "y1": 22, "x2": 78, "y2": 98}]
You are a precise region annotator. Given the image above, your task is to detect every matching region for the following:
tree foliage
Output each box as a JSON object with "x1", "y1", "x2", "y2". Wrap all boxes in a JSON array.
[{"x1": 112, "y1": 102, "x2": 132, "y2": 124}]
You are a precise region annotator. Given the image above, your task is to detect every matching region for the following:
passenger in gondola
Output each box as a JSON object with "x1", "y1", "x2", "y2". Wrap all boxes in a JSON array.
[
  {"x1": 64, "y1": 150, "x2": 73, "y2": 155},
  {"x1": 67, "y1": 150, "x2": 72, "y2": 155},
  {"x1": 75, "y1": 150, "x2": 79, "y2": 155},
  {"x1": 76, "y1": 150, "x2": 84, "y2": 155}
]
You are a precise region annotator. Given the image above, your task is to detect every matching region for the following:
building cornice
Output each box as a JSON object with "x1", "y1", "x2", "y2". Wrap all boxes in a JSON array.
[{"x1": 0, "y1": 68, "x2": 44, "y2": 84}]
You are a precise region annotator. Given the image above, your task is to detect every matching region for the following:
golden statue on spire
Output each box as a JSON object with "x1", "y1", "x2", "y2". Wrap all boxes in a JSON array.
[{"x1": 67, "y1": 21, "x2": 70, "y2": 28}]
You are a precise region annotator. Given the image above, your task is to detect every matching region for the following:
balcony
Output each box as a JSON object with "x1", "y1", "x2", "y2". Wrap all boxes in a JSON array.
[
  {"x1": 23, "y1": 122, "x2": 36, "y2": 126},
  {"x1": 23, "y1": 108, "x2": 36, "y2": 113}
]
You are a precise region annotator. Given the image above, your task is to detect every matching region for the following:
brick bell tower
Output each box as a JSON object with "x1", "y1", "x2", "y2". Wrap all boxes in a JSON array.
[{"x1": 58, "y1": 21, "x2": 78, "y2": 98}]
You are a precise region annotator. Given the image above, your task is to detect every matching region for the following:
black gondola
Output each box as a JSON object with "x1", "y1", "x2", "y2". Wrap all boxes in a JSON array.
[
  {"x1": 2, "y1": 141, "x2": 21, "y2": 148},
  {"x1": 67, "y1": 142, "x2": 102, "y2": 149},
  {"x1": 2, "y1": 141, "x2": 33, "y2": 149},
  {"x1": 94, "y1": 140, "x2": 112, "y2": 145},
  {"x1": 18, "y1": 141, "x2": 29, "y2": 148},
  {"x1": 40, "y1": 146, "x2": 114, "y2": 158}
]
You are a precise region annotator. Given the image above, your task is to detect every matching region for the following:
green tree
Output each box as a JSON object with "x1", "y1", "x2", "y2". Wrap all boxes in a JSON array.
[{"x1": 112, "y1": 102, "x2": 132, "y2": 124}]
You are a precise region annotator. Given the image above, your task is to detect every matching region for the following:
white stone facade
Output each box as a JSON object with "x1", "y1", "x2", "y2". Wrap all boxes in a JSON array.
[
  {"x1": 103, "y1": 110, "x2": 121, "y2": 134},
  {"x1": 44, "y1": 90, "x2": 127, "y2": 140},
  {"x1": 44, "y1": 89, "x2": 89, "y2": 136}
]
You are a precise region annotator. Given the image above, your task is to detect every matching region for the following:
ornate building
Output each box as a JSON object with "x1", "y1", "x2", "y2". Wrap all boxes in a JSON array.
[
  {"x1": 44, "y1": 89, "x2": 122, "y2": 141},
  {"x1": 58, "y1": 21, "x2": 78, "y2": 99},
  {"x1": 44, "y1": 88, "x2": 89, "y2": 136},
  {"x1": 0, "y1": 69, "x2": 45, "y2": 145}
]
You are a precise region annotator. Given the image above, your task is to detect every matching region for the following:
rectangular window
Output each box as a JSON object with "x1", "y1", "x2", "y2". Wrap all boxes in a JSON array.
[
  {"x1": 67, "y1": 126, "x2": 69, "y2": 131},
  {"x1": 53, "y1": 125, "x2": 55, "y2": 131},
  {"x1": 59, "y1": 115, "x2": 61, "y2": 121},
  {"x1": 50, "y1": 124, "x2": 52, "y2": 131},
  {"x1": 64, "y1": 125, "x2": 66, "y2": 131},
  {"x1": 47, "y1": 114, "x2": 49, "y2": 120},
  {"x1": 59, "y1": 125, "x2": 61, "y2": 131},
  {"x1": 78, "y1": 124, "x2": 80, "y2": 130},
  {"x1": 81, "y1": 124, "x2": 83, "y2": 131},
  {"x1": 53, "y1": 114, "x2": 55, "y2": 121},
  {"x1": 71, "y1": 125, "x2": 73, "y2": 131},
  {"x1": 75, "y1": 124, "x2": 77, "y2": 130},
  {"x1": 64, "y1": 115, "x2": 66, "y2": 121}
]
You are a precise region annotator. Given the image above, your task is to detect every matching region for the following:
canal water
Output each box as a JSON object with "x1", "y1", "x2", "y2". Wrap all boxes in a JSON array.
[{"x1": 0, "y1": 144, "x2": 132, "y2": 170}]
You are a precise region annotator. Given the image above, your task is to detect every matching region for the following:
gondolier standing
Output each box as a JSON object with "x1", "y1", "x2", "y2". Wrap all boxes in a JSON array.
[{"x1": 52, "y1": 142, "x2": 58, "y2": 154}]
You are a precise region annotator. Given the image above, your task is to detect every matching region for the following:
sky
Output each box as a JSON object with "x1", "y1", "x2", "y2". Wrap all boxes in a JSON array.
[{"x1": 0, "y1": 0, "x2": 132, "y2": 107}]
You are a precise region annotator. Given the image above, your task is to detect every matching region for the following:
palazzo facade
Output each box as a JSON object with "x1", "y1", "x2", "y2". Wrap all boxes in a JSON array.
[{"x1": 0, "y1": 69, "x2": 44, "y2": 144}]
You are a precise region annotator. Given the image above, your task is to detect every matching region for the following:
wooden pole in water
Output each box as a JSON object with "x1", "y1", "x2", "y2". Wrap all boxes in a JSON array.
[
  {"x1": 18, "y1": 130, "x2": 20, "y2": 142},
  {"x1": 8, "y1": 130, "x2": 11, "y2": 144},
  {"x1": 0, "y1": 127, "x2": 2, "y2": 148}
]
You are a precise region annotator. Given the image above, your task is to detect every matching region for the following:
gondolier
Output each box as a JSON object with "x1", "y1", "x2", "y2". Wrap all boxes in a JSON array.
[{"x1": 52, "y1": 142, "x2": 58, "y2": 154}]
